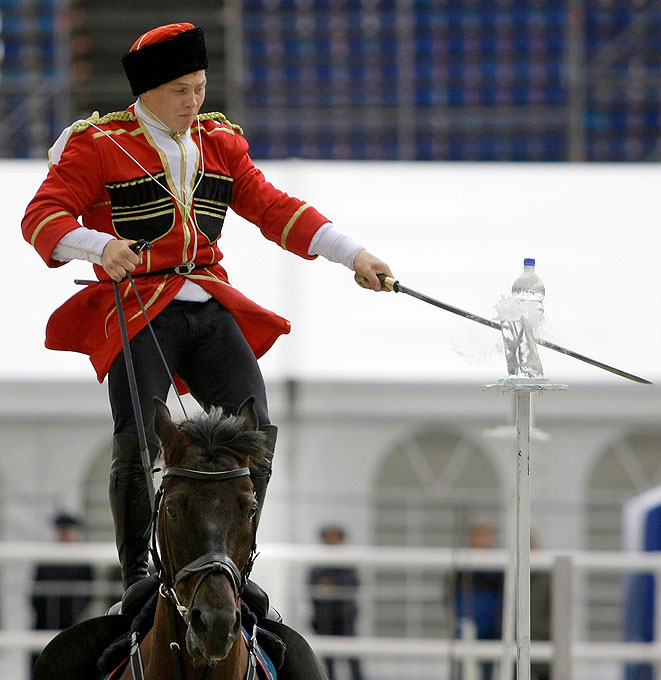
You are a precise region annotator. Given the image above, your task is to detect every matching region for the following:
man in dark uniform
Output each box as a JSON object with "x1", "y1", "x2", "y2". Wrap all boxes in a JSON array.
[
  {"x1": 31, "y1": 513, "x2": 93, "y2": 629},
  {"x1": 309, "y1": 525, "x2": 364, "y2": 680}
]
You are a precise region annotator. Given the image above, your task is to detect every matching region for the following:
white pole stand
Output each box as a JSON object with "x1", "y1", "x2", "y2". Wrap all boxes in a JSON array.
[{"x1": 485, "y1": 378, "x2": 567, "y2": 680}]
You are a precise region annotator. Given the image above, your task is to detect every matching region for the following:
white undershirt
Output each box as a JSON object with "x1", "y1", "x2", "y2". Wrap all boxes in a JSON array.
[{"x1": 51, "y1": 102, "x2": 364, "y2": 297}]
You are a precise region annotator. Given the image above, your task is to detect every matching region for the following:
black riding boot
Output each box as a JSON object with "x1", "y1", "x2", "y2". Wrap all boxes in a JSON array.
[
  {"x1": 109, "y1": 433, "x2": 159, "y2": 591},
  {"x1": 242, "y1": 424, "x2": 279, "y2": 620},
  {"x1": 253, "y1": 424, "x2": 277, "y2": 527}
]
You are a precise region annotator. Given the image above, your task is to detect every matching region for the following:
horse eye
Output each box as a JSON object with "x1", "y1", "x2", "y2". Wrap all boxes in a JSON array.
[
  {"x1": 248, "y1": 503, "x2": 258, "y2": 521},
  {"x1": 165, "y1": 502, "x2": 178, "y2": 519}
]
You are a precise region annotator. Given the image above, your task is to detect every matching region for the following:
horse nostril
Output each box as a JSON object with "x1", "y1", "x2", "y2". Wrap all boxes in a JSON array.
[
  {"x1": 231, "y1": 609, "x2": 241, "y2": 637},
  {"x1": 190, "y1": 608, "x2": 208, "y2": 635},
  {"x1": 190, "y1": 605, "x2": 241, "y2": 641}
]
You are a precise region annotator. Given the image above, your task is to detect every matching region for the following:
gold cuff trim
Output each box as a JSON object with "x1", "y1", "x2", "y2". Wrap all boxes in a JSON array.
[
  {"x1": 280, "y1": 204, "x2": 311, "y2": 250},
  {"x1": 31, "y1": 211, "x2": 71, "y2": 246}
]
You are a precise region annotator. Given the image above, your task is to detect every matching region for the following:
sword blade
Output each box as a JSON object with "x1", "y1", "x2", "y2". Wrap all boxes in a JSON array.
[
  {"x1": 534, "y1": 337, "x2": 652, "y2": 384},
  {"x1": 383, "y1": 277, "x2": 652, "y2": 385}
]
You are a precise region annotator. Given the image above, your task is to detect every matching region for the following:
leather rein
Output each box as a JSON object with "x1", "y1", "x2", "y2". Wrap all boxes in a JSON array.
[{"x1": 111, "y1": 242, "x2": 260, "y2": 679}]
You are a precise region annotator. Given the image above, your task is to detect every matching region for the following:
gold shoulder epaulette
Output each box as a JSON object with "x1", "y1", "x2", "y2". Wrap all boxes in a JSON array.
[
  {"x1": 197, "y1": 112, "x2": 243, "y2": 136},
  {"x1": 72, "y1": 111, "x2": 138, "y2": 134}
]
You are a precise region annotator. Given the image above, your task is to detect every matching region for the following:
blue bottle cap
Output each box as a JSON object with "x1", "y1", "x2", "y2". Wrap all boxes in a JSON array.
[{"x1": 523, "y1": 258, "x2": 535, "y2": 266}]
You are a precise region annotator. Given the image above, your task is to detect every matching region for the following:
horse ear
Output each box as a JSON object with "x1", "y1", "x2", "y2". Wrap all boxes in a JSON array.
[
  {"x1": 237, "y1": 395, "x2": 259, "y2": 432},
  {"x1": 153, "y1": 396, "x2": 179, "y2": 445}
]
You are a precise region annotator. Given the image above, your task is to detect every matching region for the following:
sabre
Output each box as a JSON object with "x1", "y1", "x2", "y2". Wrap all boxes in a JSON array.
[{"x1": 356, "y1": 273, "x2": 652, "y2": 385}]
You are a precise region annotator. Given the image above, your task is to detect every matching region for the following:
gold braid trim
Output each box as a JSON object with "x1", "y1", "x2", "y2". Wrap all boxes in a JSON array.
[
  {"x1": 72, "y1": 111, "x2": 138, "y2": 134},
  {"x1": 71, "y1": 110, "x2": 242, "y2": 135},
  {"x1": 197, "y1": 112, "x2": 244, "y2": 135}
]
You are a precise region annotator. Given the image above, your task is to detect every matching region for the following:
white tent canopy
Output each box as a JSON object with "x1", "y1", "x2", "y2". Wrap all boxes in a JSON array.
[{"x1": 5, "y1": 159, "x2": 660, "y2": 385}]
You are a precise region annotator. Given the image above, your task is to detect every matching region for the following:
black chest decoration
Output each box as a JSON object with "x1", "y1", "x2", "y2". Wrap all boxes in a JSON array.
[{"x1": 106, "y1": 171, "x2": 234, "y2": 243}]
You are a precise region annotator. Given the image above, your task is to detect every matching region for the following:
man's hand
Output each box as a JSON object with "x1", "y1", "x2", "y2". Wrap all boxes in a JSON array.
[
  {"x1": 101, "y1": 239, "x2": 142, "y2": 282},
  {"x1": 353, "y1": 250, "x2": 393, "y2": 291}
]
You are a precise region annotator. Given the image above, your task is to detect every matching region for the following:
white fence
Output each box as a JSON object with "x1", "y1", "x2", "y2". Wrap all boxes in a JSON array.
[{"x1": 2, "y1": 542, "x2": 661, "y2": 680}]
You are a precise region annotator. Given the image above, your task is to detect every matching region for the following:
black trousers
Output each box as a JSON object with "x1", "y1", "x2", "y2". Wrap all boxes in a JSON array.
[{"x1": 108, "y1": 298, "x2": 270, "y2": 443}]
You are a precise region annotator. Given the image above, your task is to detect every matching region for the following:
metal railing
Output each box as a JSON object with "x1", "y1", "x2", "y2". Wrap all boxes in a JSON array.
[{"x1": 1, "y1": 542, "x2": 661, "y2": 679}]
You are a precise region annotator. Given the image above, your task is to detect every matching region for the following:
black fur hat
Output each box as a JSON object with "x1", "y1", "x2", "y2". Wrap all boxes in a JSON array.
[{"x1": 122, "y1": 24, "x2": 208, "y2": 96}]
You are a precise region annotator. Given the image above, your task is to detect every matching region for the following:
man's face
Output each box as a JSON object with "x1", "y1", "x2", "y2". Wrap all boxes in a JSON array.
[{"x1": 140, "y1": 70, "x2": 207, "y2": 133}]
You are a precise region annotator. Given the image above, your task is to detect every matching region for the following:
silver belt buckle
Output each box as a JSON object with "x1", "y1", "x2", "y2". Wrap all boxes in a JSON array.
[{"x1": 173, "y1": 262, "x2": 195, "y2": 275}]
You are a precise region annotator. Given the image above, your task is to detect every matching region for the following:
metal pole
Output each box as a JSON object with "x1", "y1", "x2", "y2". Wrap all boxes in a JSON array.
[
  {"x1": 499, "y1": 461, "x2": 516, "y2": 680},
  {"x1": 486, "y1": 379, "x2": 567, "y2": 680},
  {"x1": 515, "y1": 389, "x2": 532, "y2": 680}
]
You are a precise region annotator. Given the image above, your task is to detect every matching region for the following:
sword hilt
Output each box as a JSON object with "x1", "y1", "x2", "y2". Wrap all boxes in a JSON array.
[{"x1": 354, "y1": 272, "x2": 398, "y2": 291}]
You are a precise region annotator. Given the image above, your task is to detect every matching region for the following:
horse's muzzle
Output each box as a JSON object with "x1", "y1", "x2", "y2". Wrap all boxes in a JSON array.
[{"x1": 187, "y1": 600, "x2": 241, "y2": 661}]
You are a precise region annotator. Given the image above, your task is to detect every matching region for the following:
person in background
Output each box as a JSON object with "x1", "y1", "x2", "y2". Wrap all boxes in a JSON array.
[
  {"x1": 452, "y1": 522, "x2": 504, "y2": 680},
  {"x1": 31, "y1": 513, "x2": 93, "y2": 669},
  {"x1": 308, "y1": 525, "x2": 364, "y2": 680},
  {"x1": 22, "y1": 22, "x2": 393, "y2": 610}
]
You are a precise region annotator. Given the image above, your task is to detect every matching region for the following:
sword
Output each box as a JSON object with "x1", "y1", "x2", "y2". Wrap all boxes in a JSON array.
[{"x1": 355, "y1": 273, "x2": 652, "y2": 385}]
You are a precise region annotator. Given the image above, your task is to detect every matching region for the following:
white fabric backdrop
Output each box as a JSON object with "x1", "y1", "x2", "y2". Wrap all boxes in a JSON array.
[{"x1": 5, "y1": 159, "x2": 659, "y2": 384}]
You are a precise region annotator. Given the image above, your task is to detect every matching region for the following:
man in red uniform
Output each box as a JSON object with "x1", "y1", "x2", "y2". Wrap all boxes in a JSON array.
[{"x1": 23, "y1": 23, "x2": 392, "y2": 596}]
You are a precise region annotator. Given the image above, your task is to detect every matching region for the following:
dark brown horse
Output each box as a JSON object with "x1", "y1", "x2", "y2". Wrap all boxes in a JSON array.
[
  {"x1": 32, "y1": 396, "x2": 328, "y2": 680},
  {"x1": 117, "y1": 396, "x2": 271, "y2": 680}
]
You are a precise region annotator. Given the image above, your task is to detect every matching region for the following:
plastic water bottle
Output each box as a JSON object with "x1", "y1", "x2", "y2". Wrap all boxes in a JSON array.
[
  {"x1": 511, "y1": 258, "x2": 545, "y2": 322},
  {"x1": 499, "y1": 258, "x2": 545, "y2": 379}
]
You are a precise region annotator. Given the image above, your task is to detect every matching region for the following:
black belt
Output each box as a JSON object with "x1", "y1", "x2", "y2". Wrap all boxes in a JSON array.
[
  {"x1": 131, "y1": 263, "x2": 211, "y2": 278},
  {"x1": 73, "y1": 263, "x2": 212, "y2": 288}
]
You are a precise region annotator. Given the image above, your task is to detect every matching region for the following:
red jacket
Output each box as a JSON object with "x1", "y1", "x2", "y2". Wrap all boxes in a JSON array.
[{"x1": 22, "y1": 109, "x2": 328, "y2": 382}]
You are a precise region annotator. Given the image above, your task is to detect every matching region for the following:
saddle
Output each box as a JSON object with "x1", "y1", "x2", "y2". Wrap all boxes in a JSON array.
[
  {"x1": 31, "y1": 614, "x2": 133, "y2": 680},
  {"x1": 32, "y1": 578, "x2": 328, "y2": 680}
]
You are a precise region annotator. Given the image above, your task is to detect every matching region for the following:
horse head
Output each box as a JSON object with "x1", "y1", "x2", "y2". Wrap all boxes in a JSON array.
[{"x1": 153, "y1": 396, "x2": 269, "y2": 664}]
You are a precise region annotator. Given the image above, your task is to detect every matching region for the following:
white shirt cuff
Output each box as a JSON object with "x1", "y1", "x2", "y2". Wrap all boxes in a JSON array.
[
  {"x1": 308, "y1": 223, "x2": 365, "y2": 269},
  {"x1": 52, "y1": 227, "x2": 115, "y2": 265}
]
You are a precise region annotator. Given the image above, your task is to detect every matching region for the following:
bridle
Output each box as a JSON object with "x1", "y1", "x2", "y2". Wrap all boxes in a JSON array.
[
  {"x1": 150, "y1": 465, "x2": 258, "y2": 622},
  {"x1": 133, "y1": 464, "x2": 260, "y2": 680}
]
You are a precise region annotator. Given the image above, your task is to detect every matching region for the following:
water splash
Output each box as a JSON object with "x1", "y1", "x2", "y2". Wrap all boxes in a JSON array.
[{"x1": 494, "y1": 295, "x2": 545, "y2": 378}]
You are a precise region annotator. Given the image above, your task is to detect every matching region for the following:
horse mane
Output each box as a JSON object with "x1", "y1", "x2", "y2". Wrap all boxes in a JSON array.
[{"x1": 168, "y1": 407, "x2": 270, "y2": 478}]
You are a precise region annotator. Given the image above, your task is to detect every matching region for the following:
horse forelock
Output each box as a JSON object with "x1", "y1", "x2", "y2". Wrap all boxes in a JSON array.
[{"x1": 165, "y1": 408, "x2": 269, "y2": 476}]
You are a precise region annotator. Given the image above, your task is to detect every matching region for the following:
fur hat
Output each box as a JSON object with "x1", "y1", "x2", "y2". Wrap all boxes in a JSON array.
[{"x1": 122, "y1": 23, "x2": 208, "y2": 96}]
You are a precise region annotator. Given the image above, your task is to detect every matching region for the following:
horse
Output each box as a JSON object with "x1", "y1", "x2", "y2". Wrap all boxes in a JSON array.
[
  {"x1": 32, "y1": 395, "x2": 329, "y2": 680},
  {"x1": 115, "y1": 395, "x2": 273, "y2": 680}
]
